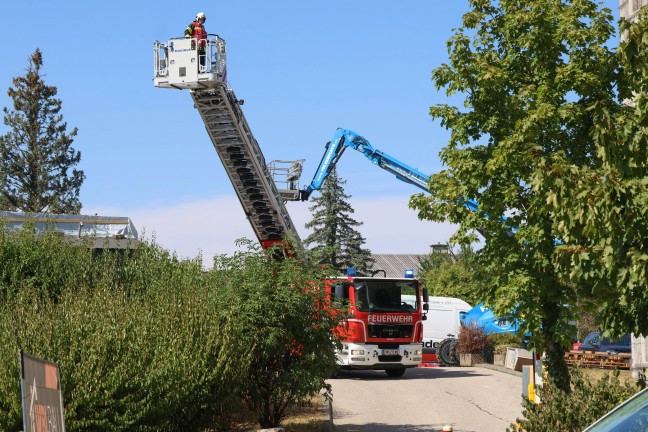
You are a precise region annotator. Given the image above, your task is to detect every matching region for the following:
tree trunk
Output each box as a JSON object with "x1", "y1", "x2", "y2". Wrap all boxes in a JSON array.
[{"x1": 541, "y1": 300, "x2": 571, "y2": 392}]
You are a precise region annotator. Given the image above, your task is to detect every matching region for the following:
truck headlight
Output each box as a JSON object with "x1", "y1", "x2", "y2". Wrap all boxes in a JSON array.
[{"x1": 350, "y1": 349, "x2": 365, "y2": 355}]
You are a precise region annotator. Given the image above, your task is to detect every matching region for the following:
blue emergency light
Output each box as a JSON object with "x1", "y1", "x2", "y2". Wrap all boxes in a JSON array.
[
  {"x1": 347, "y1": 267, "x2": 357, "y2": 277},
  {"x1": 404, "y1": 269, "x2": 415, "y2": 278}
]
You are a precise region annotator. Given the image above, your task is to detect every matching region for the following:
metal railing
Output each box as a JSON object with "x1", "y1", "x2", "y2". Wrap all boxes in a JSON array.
[{"x1": 154, "y1": 34, "x2": 227, "y2": 79}]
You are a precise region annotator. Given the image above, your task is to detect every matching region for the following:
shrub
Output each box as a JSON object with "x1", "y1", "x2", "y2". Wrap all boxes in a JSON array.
[
  {"x1": 212, "y1": 241, "x2": 338, "y2": 428},
  {"x1": 509, "y1": 367, "x2": 645, "y2": 432},
  {"x1": 455, "y1": 322, "x2": 491, "y2": 354},
  {"x1": 0, "y1": 231, "x2": 337, "y2": 431},
  {"x1": 489, "y1": 332, "x2": 524, "y2": 355}
]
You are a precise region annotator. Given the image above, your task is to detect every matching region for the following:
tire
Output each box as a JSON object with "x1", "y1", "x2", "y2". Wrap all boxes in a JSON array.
[
  {"x1": 438, "y1": 338, "x2": 459, "y2": 366},
  {"x1": 329, "y1": 365, "x2": 340, "y2": 379},
  {"x1": 385, "y1": 368, "x2": 406, "y2": 378}
]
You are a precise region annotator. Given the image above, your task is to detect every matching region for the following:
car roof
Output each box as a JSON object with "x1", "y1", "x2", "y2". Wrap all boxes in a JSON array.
[{"x1": 583, "y1": 387, "x2": 648, "y2": 431}]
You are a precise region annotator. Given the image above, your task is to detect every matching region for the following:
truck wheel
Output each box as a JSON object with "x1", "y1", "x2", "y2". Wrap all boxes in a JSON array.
[
  {"x1": 329, "y1": 365, "x2": 340, "y2": 379},
  {"x1": 438, "y1": 338, "x2": 459, "y2": 366},
  {"x1": 385, "y1": 368, "x2": 406, "y2": 378}
]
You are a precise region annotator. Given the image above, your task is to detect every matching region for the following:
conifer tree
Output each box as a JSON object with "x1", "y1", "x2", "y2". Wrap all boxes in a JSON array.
[
  {"x1": 0, "y1": 49, "x2": 84, "y2": 213},
  {"x1": 304, "y1": 168, "x2": 374, "y2": 275}
]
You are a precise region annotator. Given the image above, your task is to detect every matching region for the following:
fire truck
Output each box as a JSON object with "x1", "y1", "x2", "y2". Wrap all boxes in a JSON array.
[{"x1": 153, "y1": 34, "x2": 429, "y2": 377}]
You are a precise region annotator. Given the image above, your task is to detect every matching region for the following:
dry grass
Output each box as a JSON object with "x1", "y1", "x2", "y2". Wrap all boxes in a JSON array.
[
  {"x1": 578, "y1": 367, "x2": 635, "y2": 385},
  {"x1": 229, "y1": 395, "x2": 328, "y2": 432},
  {"x1": 280, "y1": 397, "x2": 328, "y2": 432}
]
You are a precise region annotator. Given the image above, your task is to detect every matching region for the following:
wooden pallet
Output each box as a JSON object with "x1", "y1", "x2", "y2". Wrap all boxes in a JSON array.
[{"x1": 564, "y1": 350, "x2": 631, "y2": 369}]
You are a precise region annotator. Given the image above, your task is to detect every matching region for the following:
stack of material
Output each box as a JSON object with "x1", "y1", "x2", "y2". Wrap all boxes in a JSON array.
[{"x1": 564, "y1": 350, "x2": 631, "y2": 369}]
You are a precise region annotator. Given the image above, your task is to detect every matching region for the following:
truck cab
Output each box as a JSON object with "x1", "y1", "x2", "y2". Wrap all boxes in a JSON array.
[{"x1": 328, "y1": 274, "x2": 428, "y2": 377}]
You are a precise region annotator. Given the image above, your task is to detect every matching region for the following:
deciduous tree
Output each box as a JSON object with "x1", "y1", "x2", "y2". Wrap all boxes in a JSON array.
[
  {"x1": 538, "y1": 12, "x2": 648, "y2": 340},
  {"x1": 410, "y1": 0, "x2": 619, "y2": 391},
  {"x1": 419, "y1": 245, "x2": 481, "y2": 306},
  {"x1": 0, "y1": 49, "x2": 84, "y2": 213}
]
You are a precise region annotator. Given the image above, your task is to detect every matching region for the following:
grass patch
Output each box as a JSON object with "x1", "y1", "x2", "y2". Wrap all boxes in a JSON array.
[{"x1": 230, "y1": 395, "x2": 328, "y2": 431}]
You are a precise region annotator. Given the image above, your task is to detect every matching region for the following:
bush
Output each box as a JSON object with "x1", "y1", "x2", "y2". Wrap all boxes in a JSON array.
[
  {"x1": 211, "y1": 241, "x2": 339, "y2": 428},
  {"x1": 509, "y1": 368, "x2": 644, "y2": 432},
  {"x1": 0, "y1": 230, "x2": 337, "y2": 431},
  {"x1": 489, "y1": 332, "x2": 524, "y2": 355},
  {"x1": 455, "y1": 323, "x2": 491, "y2": 355}
]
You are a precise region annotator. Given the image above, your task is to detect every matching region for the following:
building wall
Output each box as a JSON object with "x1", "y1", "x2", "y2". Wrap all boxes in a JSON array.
[
  {"x1": 619, "y1": 0, "x2": 648, "y2": 21},
  {"x1": 619, "y1": 0, "x2": 648, "y2": 380}
]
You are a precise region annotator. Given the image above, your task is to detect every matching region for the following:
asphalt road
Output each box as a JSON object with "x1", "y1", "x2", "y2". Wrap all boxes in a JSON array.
[{"x1": 326, "y1": 365, "x2": 524, "y2": 432}]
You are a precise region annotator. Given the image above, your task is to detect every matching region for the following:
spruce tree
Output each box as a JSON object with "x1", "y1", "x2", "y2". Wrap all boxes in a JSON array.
[
  {"x1": 303, "y1": 168, "x2": 374, "y2": 275},
  {"x1": 0, "y1": 49, "x2": 84, "y2": 213}
]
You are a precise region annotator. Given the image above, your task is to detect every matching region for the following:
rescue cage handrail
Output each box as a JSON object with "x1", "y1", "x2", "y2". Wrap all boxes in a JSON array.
[{"x1": 154, "y1": 35, "x2": 226, "y2": 78}]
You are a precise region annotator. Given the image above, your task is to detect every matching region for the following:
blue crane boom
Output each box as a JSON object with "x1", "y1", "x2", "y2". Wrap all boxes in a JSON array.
[{"x1": 300, "y1": 128, "x2": 480, "y2": 214}]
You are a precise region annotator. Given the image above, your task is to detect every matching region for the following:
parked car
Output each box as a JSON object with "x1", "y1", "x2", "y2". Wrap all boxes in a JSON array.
[
  {"x1": 583, "y1": 387, "x2": 648, "y2": 431},
  {"x1": 578, "y1": 332, "x2": 632, "y2": 354}
]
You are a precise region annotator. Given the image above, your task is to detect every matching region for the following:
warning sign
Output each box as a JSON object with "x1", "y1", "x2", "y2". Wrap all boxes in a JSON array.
[{"x1": 19, "y1": 350, "x2": 66, "y2": 432}]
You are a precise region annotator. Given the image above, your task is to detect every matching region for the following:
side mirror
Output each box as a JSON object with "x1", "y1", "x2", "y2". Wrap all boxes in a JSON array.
[
  {"x1": 423, "y1": 303, "x2": 429, "y2": 311},
  {"x1": 334, "y1": 284, "x2": 344, "y2": 299},
  {"x1": 422, "y1": 287, "x2": 429, "y2": 303}
]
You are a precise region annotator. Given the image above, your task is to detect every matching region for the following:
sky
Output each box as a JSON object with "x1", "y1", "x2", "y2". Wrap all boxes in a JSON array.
[{"x1": 0, "y1": 1, "x2": 621, "y2": 268}]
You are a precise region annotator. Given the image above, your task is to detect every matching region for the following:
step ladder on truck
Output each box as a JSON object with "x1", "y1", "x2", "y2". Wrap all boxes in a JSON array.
[{"x1": 153, "y1": 34, "x2": 430, "y2": 377}]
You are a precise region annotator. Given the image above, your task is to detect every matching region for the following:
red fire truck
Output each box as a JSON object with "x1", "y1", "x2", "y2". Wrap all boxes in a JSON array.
[{"x1": 328, "y1": 269, "x2": 429, "y2": 377}]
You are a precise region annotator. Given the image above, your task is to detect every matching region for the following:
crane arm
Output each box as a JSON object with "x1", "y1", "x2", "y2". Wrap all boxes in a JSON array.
[{"x1": 300, "y1": 129, "x2": 480, "y2": 213}]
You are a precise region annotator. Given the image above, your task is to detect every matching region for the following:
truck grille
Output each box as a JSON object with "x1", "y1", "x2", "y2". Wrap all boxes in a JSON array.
[{"x1": 368, "y1": 324, "x2": 412, "y2": 339}]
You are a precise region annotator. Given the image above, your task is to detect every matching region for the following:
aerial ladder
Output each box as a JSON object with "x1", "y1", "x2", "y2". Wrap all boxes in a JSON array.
[{"x1": 153, "y1": 35, "x2": 305, "y2": 250}]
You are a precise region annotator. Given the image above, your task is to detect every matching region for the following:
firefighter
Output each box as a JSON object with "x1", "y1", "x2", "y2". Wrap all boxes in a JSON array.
[{"x1": 185, "y1": 12, "x2": 208, "y2": 71}]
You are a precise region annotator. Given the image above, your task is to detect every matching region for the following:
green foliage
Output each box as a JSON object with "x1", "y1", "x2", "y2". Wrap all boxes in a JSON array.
[
  {"x1": 0, "y1": 230, "x2": 337, "y2": 431},
  {"x1": 0, "y1": 49, "x2": 84, "y2": 213},
  {"x1": 489, "y1": 332, "x2": 525, "y2": 355},
  {"x1": 211, "y1": 241, "x2": 339, "y2": 428},
  {"x1": 304, "y1": 168, "x2": 374, "y2": 276},
  {"x1": 410, "y1": 0, "x2": 621, "y2": 391},
  {"x1": 455, "y1": 323, "x2": 491, "y2": 355},
  {"x1": 419, "y1": 245, "x2": 482, "y2": 306},
  {"x1": 511, "y1": 368, "x2": 644, "y2": 432},
  {"x1": 536, "y1": 10, "x2": 648, "y2": 339}
]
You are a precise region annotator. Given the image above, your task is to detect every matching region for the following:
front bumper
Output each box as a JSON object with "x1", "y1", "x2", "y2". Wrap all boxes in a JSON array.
[{"x1": 337, "y1": 342, "x2": 422, "y2": 370}]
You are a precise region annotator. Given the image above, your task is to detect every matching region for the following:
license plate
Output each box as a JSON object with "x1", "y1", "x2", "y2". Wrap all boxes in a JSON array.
[{"x1": 383, "y1": 349, "x2": 398, "y2": 355}]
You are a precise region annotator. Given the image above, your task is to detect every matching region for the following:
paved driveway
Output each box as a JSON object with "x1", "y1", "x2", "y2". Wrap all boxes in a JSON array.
[{"x1": 325, "y1": 365, "x2": 524, "y2": 432}]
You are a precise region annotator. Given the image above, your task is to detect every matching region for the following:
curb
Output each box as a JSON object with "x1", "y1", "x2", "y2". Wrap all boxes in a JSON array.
[{"x1": 474, "y1": 363, "x2": 523, "y2": 377}]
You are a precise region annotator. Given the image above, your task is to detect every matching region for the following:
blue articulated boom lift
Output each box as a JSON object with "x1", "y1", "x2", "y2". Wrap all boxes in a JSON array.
[{"x1": 300, "y1": 128, "x2": 480, "y2": 215}]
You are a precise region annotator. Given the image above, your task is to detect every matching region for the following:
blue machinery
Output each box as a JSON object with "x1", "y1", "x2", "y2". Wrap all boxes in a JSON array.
[{"x1": 300, "y1": 128, "x2": 480, "y2": 216}]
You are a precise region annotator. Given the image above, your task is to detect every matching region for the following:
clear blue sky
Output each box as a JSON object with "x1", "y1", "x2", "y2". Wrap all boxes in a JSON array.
[{"x1": 0, "y1": 1, "x2": 621, "y2": 266}]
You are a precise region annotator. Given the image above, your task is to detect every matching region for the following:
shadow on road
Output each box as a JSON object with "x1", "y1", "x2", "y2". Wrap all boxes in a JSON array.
[
  {"x1": 333, "y1": 366, "x2": 489, "y2": 381},
  {"x1": 331, "y1": 421, "x2": 480, "y2": 432}
]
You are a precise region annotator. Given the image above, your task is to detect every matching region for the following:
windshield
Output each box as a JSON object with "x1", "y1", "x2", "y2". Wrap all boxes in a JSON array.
[
  {"x1": 353, "y1": 279, "x2": 418, "y2": 312},
  {"x1": 584, "y1": 387, "x2": 648, "y2": 431}
]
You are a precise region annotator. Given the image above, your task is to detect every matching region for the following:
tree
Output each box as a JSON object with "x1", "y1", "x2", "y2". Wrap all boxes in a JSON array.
[
  {"x1": 303, "y1": 168, "x2": 374, "y2": 275},
  {"x1": 419, "y1": 245, "x2": 482, "y2": 306},
  {"x1": 213, "y1": 241, "x2": 339, "y2": 429},
  {"x1": 539, "y1": 12, "x2": 648, "y2": 339},
  {"x1": 410, "y1": 0, "x2": 619, "y2": 391},
  {"x1": 0, "y1": 49, "x2": 84, "y2": 213}
]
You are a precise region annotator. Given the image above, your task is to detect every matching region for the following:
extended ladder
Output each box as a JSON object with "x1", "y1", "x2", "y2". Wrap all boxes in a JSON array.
[
  {"x1": 154, "y1": 36, "x2": 301, "y2": 249},
  {"x1": 191, "y1": 86, "x2": 298, "y2": 249}
]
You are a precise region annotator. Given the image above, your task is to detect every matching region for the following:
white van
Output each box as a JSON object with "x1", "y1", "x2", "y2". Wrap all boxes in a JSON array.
[{"x1": 421, "y1": 297, "x2": 472, "y2": 362}]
